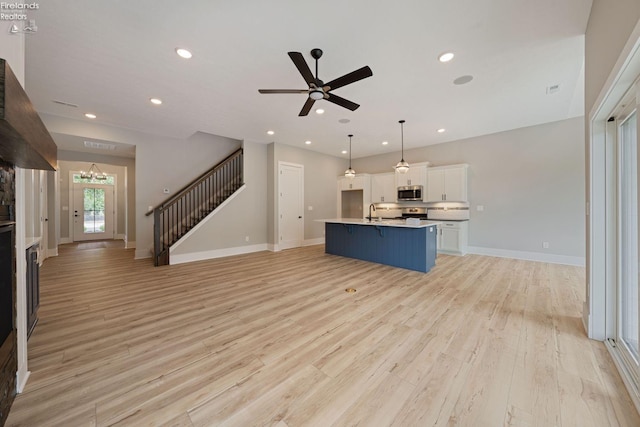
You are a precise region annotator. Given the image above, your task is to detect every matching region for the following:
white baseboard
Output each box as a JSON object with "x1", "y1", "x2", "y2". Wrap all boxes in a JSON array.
[
  {"x1": 60, "y1": 237, "x2": 72, "y2": 244},
  {"x1": 268, "y1": 243, "x2": 279, "y2": 252},
  {"x1": 467, "y1": 246, "x2": 585, "y2": 266},
  {"x1": 115, "y1": 233, "x2": 125, "y2": 240},
  {"x1": 170, "y1": 243, "x2": 268, "y2": 265},
  {"x1": 303, "y1": 238, "x2": 325, "y2": 247},
  {"x1": 125, "y1": 240, "x2": 136, "y2": 249}
]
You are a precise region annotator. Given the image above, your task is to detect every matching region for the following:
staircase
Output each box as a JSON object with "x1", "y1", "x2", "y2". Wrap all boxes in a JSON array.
[{"x1": 146, "y1": 148, "x2": 243, "y2": 266}]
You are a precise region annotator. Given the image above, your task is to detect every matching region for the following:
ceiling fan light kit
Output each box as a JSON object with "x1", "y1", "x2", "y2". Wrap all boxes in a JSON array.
[{"x1": 259, "y1": 48, "x2": 373, "y2": 116}]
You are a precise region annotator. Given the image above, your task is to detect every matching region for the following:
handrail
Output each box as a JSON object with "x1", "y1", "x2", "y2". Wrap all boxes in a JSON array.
[
  {"x1": 149, "y1": 147, "x2": 243, "y2": 266},
  {"x1": 145, "y1": 148, "x2": 243, "y2": 216}
]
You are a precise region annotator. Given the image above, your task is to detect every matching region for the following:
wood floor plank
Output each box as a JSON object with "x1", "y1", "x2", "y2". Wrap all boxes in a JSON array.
[{"x1": 4, "y1": 243, "x2": 640, "y2": 426}]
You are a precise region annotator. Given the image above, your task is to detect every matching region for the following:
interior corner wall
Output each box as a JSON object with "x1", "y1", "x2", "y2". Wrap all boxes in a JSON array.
[
  {"x1": 270, "y1": 143, "x2": 345, "y2": 245},
  {"x1": 169, "y1": 141, "x2": 268, "y2": 256},
  {"x1": 353, "y1": 117, "x2": 586, "y2": 262}
]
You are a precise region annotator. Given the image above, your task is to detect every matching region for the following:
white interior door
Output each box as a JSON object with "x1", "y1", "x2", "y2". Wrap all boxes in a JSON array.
[
  {"x1": 72, "y1": 183, "x2": 114, "y2": 241},
  {"x1": 278, "y1": 162, "x2": 304, "y2": 250}
]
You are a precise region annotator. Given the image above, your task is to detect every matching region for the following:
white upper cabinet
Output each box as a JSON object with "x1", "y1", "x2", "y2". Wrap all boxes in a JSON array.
[
  {"x1": 339, "y1": 174, "x2": 369, "y2": 191},
  {"x1": 395, "y1": 165, "x2": 426, "y2": 188},
  {"x1": 371, "y1": 173, "x2": 396, "y2": 203},
  {"x1": 426, "y1": 164, "x2": 468, "y2": 202}
]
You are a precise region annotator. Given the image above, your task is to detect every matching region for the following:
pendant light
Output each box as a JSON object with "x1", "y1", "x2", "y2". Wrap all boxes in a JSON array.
[
  {"x1": 345, "y1": 134, "x2": 356, "y2": 178},
  {"x1": 395, "y1": 119, "x2": 409, "y2": 174}
]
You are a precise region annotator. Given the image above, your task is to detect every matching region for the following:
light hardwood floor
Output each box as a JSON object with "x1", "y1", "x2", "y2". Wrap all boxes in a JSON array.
[{"x1": 6, "y1": 243, "x2": 640, "y2": 426}]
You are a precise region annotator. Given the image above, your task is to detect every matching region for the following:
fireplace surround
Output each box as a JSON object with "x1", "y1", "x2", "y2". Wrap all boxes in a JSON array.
[{"x1": 0, "y1": 160, "x2": 16, "y2": 426}]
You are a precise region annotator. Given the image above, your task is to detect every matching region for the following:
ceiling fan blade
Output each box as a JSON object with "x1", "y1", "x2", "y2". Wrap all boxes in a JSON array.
[
  {"x1": 259, "y1": 89, "x2": 308, "y2": 94},
  {"x1": 288, "y1": 52, "x2": 315, "y2": 85},
  {"x1": 326, "y1": 93, "x2": 360, "y2": 111},
  {"x1": 299, "y1": 97, "x2": 315, "y2": 116},
  {"x1": 323, "y1": 66, "x2": 373, "y2": 91}
]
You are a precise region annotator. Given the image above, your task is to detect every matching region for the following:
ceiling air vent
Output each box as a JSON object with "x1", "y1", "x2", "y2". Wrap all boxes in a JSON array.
[
  {"x1": 52, "y1": 100, "x2": 79, "y2": 108},
  {"x1": 84, "y1": 140, "x2": 116, "y2": 151}
]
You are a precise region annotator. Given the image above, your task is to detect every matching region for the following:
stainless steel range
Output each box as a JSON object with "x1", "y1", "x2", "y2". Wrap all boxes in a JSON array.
[{"x1": 399, "y1": 207, "x2": 429, "y2": 219}]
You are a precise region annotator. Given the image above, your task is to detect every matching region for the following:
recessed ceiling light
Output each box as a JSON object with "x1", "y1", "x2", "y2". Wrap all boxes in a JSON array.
[
  {"x1": 84, "y1": 113, "x2": 96, "y2": 119},
  {"x1": 315, "y1": 108, "x2": 325, "y2": 114},
  {"x1": 150, "y1": 98, "x2": 162, "y2": 105},
  {"x1": 267, "y1": 130, "x2": 275, "y2": 135},
  {"x1": 453, "y1": 75, "x2": 473, "y2": 85},
  {"x1": 438, "y1": 52, "x2": 454, "y2": 62},
  {"x1": 382, "y1": 141, "x2": 389, "y2": 145},
  {"x1": 437, "y1": 128, "x2": 446, "y2": 133},
  {"x1": 175, "y1": 48, "x2": 192, "y2": 59},
  {"x1": 305, "y1": 140, "x2": 312, "y2": 145},
  {"x1": 341, "y1": 150, "x2": 347, "y2": 154}
]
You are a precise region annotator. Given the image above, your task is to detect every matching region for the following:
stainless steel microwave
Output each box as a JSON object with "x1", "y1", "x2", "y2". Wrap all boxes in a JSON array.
[{"x1": 397, "y1": 185, "x2": 423, "y2": 201}]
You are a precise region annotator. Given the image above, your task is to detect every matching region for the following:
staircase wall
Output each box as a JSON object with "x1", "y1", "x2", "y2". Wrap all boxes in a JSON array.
[{"x1": 169, "y1": 141, "x2": 268, "y2": 263}]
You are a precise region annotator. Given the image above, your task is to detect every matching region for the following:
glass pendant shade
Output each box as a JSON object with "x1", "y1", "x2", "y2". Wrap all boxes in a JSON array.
[
  {"x1": 345, "y1": 134, "x2": 356, "y2": 178},
  {"x1": 395, "y1": 160, "x2": 409, "y2": 174},
  {"x1": 395, "y1": 120, "x2": 409, "y2": 173}
]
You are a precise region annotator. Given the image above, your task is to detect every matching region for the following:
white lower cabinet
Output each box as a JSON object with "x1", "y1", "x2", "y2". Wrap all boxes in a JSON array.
[{"x1": 436, "y1": 221, "x2": 468, "y2": 255}]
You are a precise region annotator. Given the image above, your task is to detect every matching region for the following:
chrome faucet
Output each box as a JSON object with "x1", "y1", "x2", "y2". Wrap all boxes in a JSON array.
[{"x1": 368, "y1": 203, "x2": 376, "y2": 221}]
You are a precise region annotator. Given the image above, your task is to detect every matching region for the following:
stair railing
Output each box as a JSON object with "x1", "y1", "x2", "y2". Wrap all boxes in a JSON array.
[{"x1": 146, "y1": 148, "x2": 243, "y2": 266}]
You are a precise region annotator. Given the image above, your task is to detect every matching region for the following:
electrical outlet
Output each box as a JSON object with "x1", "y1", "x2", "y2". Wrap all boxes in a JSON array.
[
  {"x1": 543, "y1": 242, "x2": 549, "y2": 249},
  {"x1": 245, "y1": 236, "x2": 249, "y2": 242},
  {"x1": 477, "y1": 205, "x2": 484, "y2": 211}
]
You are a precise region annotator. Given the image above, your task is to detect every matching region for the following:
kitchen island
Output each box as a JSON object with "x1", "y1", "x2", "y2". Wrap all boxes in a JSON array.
[{"x1": 318, "y1": 218, "x2": 440, "y2": 273}]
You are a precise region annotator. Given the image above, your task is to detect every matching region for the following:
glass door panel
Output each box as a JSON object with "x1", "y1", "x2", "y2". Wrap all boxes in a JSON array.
[{"x1": 619, "y1": 109, "x2": 640, "y2": 367}]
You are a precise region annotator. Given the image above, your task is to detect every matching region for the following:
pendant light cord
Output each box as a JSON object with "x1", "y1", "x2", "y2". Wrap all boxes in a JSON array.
[
  {"x1": 399, "y1": 120, "x2": 405, "y2": 161},
  {"x1": 348, "y1": 134, "x2": 353, "y2": 168}
]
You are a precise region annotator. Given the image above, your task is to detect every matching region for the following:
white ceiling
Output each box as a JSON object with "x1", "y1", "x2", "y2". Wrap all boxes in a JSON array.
[{"x1": 23, "y1": 0, "x2": 593, "y2": 159}]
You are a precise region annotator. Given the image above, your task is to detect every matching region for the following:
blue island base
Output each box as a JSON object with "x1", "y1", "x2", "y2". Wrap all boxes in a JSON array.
[{"x1": 324, "y1": 222, "x2": 437, "y2": 273}]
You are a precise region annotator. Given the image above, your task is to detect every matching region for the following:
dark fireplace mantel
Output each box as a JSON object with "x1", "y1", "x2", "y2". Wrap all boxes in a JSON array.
[{"x1": 0, "y1": 58, "x2": 57, "y2": 171}]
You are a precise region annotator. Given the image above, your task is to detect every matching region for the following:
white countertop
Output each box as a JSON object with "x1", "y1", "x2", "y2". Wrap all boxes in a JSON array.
[{"x1": 317, "y1": 218, "x2": 442, "y2": 228}]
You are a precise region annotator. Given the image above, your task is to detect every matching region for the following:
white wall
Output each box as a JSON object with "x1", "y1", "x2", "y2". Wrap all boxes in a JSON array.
[
  {"x1": 354, "y1": 117, "x2": 586, "y2": 264},
  {"x1": 170, "y1": 141, "x2": 268, "y2": 260},
  {"x1": 268, "y1": 143, "x2": 346, "y2": 246}
]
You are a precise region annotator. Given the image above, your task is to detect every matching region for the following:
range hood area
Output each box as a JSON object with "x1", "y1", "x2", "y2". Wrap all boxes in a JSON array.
[{"x1": 0, "y1": 58, "x2": 57, "y2": 171}]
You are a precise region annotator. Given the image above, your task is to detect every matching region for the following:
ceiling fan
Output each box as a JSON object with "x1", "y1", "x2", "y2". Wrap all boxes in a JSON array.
[{"x1": 259, "y1": 48, "x2": 373, "y2": 116}]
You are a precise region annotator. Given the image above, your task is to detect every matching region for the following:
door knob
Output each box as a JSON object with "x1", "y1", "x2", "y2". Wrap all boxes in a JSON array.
[{"x1": 298, "y1": 216, "x2": 302, "y2": 219}]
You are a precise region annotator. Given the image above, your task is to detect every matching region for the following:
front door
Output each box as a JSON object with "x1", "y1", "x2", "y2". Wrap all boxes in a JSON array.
[
  {"x1": 278, "y1": 162, "x2": 304, "y2": 250},
  {"x1": 72, "y1": 182, "x2": 114, "y2": 241}
]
